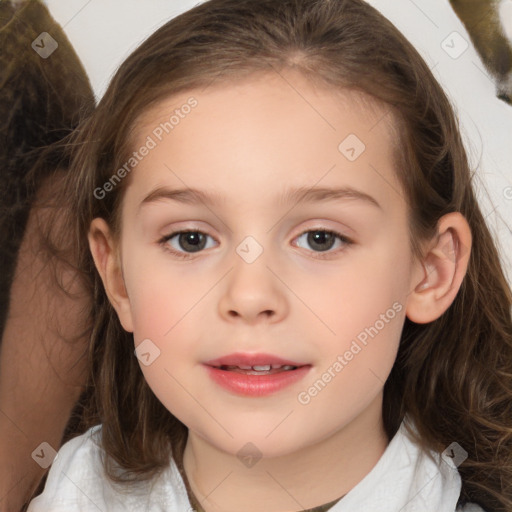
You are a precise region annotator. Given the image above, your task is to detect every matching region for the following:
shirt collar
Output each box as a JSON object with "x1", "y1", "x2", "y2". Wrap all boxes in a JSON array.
[
  {"x1": 330, "y1": 415, "x2": 462, "y2": 511},
  {"x1": 167, "y1": 415, "x2": 462, "y2": 512}
]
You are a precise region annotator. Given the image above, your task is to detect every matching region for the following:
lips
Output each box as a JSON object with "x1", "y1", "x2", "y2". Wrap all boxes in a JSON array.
[
  {"x1": 203, "y1": 352, "x2": 311, "y2": 396},
  {"x1": 204, "y1": 352, "x2": 306, "y2": 369}
]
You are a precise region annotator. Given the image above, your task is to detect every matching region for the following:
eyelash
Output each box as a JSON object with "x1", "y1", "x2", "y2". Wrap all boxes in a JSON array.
[{"x1": 158, "y1": 228, "x2": 353, "y2": 260}]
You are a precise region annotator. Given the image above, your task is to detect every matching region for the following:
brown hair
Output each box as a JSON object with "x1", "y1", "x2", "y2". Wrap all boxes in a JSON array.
[
  {"x1": 41, "y1": 0, "x2": 512, "y2": 510},
  {"x1": 0, "y1": 0, "x2": 95, "y2": 339}
]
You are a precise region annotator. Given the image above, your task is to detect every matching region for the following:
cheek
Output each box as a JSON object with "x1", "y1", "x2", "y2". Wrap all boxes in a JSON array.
[
  {"x1": 302, "y1": 233, "x2": 410, "y2": 389},
  {"x1": 301, "y1": 239, "x2": 410, "y2": 343},
  {"x1": 122, "y1": 243, "x2": 202, "y2": 337},
  {"x1": 296, "y1": 260, "x2": 407, "y2": 428}
]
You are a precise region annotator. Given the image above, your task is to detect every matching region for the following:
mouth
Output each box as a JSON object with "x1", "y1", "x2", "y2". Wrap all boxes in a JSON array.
[
  {"x1": 211, "y1": 363, "x2": 300, "y2": 375},
  {"x1": 204, "y1": 352, "x2": 307, "y2": 373},
  {"x1": 203, "y1": 353, "x2": 311, "y2": 396}
]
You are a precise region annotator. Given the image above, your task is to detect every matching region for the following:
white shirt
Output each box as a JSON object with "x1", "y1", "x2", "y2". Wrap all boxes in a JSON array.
[{"x1": 28, "y1": 417, "x2": 487, "y2": 512}]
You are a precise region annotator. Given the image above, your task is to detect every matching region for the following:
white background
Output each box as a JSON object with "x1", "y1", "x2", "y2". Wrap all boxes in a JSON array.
[{"x1": 41, "y1": 0, "x2": 512, "y2": 282}]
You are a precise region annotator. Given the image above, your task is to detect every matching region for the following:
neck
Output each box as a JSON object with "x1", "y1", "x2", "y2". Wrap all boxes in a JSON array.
[{"x1": 182, "y1": 393, "x2": 389, "y2": 512}]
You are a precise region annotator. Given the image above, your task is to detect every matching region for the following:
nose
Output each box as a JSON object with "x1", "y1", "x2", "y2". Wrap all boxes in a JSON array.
[{"x1": 217, "y1": 253, "x2": 288, "y2": 325}]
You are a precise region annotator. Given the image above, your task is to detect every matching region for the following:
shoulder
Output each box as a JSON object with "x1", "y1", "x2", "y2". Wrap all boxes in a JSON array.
[
  {"x1": 27, "y1": 425, "x2": 192, "y2": 512},
  {"x1": 27, "y1": 425, "x2": 108, "y2": 512}
]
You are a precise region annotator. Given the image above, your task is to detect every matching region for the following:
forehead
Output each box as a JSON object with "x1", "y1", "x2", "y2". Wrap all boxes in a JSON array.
[
  {"x1": 134, "y1": 70, "x2": 396, "y2": 144},
  {"x1": 124, "y1": 70, "x2": 403, "y2": 212}
]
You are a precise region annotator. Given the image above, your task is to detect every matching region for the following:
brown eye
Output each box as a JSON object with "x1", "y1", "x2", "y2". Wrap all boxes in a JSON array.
[
  {"x1": 159, "y1": 230, "x2": 216, "y2": 258},
  {"x1": 294, "y1": 229, "x2": 353, "y2": 259}
]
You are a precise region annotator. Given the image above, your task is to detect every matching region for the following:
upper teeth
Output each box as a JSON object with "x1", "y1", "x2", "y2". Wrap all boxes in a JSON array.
[{"x1": 225, "y1": 364, "x2": 295, "y2": 370}]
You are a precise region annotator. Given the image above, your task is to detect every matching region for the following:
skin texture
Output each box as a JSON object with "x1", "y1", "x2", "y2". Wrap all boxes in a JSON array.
[
  {"x1": 0, "y1": 175, "x2": 89, "y2": 512},
  {"x1": 89, "y1": 70, "x2": 472, "y2": 512}
]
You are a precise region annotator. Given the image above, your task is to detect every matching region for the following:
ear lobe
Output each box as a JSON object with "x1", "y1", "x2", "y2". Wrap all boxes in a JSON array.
[
  {"x1": 88, "y1": 218, "x2": 134, "y2": 332},
  {"x1": 406, "y1": 212, "x2": 471, "y2": 324}
]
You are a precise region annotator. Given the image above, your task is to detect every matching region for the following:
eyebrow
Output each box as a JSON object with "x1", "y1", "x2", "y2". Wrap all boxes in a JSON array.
[{"x1": 138, "y1": 185, "x2": 382, "y2": 211}]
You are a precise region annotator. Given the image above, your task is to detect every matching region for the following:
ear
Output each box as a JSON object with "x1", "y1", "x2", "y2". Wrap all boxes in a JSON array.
[
  {"x1": 88, "y1": 217, "x2": 134, "y2": 332},
  {"x1": 406, "y1": 212, "x2": 472, "y2": 324}
]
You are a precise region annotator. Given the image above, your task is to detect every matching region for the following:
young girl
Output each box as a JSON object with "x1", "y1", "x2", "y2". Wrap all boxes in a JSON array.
[{"x1": 27, "y1": 0, "x2": 512, "y2": 510}]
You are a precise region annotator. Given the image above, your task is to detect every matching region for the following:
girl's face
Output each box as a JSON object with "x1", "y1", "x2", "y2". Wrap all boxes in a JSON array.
[{"x1": 94, "y1": 71, "x2": 426, "y2": 458}]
